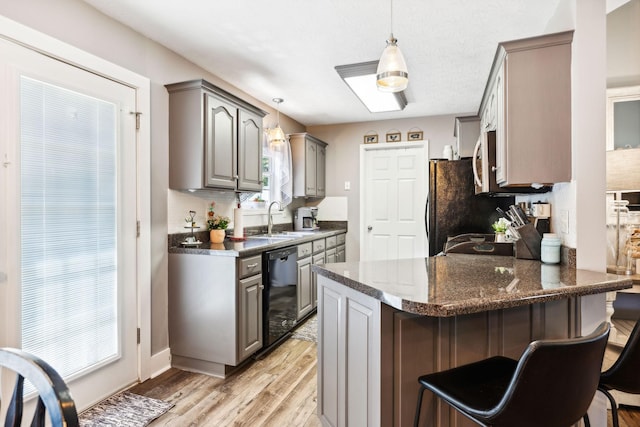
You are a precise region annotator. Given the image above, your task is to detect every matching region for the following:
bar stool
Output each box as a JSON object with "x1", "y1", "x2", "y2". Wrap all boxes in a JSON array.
[
  {"x1": 0, "y1": 347, "x2": 79, "y2": 427},
  {"x1": 414, "y1": 322, "x2": 610, "y2": 427},
  {"x1": 598, "y1": 319, "x2": 640, "y2": 427}
]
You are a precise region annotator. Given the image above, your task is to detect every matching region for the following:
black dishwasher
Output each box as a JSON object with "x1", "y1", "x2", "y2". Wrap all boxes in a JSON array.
[{"x1": 262, "y1": 246, "x2": 298, "y2": 350}]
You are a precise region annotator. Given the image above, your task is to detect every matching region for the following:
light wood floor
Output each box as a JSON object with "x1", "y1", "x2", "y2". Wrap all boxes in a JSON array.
[
  {"x1": 129, "y1": 337, "x2": 321, "y2": 426},
  {"x1": 130, "y1": 332, "x2": 640, "y2": 427}
]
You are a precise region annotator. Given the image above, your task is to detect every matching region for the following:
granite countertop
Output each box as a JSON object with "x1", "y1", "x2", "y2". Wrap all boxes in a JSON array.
[
  {"x1": 312, "y1": 254, "x2": 633, "y2": 317},
  {"x1": 169, "y1": 228, "x2": 347, "y2": 258}
]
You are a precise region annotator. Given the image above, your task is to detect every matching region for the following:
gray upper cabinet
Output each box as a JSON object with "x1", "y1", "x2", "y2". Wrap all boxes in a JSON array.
[
  {"x1": 290, "y1": 133, "x2": 328, "y2": 198},
  {"x1": 479, "y1": 31, "x2": 573, "y2": 187},
  {"x1": 238, "y1": 109, "x2": 264, "y2": 191},
  {"x1": 166, "y1": 79, "x2": 266, "y2": 192},
  {"x1": 204, "y1": 93, "x2": 237, "y2": 189}
]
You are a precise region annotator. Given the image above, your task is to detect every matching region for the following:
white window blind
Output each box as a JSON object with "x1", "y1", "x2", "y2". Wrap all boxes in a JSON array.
[{"x1": 20, "y1": 76, "x2": 119, "y2": 381}]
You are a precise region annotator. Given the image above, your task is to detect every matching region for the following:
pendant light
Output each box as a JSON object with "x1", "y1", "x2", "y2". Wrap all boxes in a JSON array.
[
  {"x1": 268, "y1": 98, "x2": 286, "y2": 147},
  {"x1": 376, "y1": 0, "x2": 408, "y2": 93}
]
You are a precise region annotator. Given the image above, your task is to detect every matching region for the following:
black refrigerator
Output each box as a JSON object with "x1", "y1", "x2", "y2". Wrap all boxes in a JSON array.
[{"x1": 427, "y1": 158, "x2": 514, "y2": 256}]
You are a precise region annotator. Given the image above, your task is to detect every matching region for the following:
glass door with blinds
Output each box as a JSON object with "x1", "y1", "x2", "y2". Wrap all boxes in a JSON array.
[{"x1": 0, "y1": 36, "x2": 139, "y2": 412}]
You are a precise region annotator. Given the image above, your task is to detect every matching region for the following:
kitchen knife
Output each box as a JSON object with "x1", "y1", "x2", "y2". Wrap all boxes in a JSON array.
[
  {"x1": 509, "y1": 206, "x2": 525, "y2": 226},
  {"x1": 513, "y1": 205, "x2": 530, "y2": 224},
  {"x1": 501, "y1": 207, "x2": 518, "y2": 225}
]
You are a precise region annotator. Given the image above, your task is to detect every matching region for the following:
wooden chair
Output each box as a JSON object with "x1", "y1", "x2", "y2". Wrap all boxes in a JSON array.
[
  {"x1": 414, "y1": 322, "x2": 610, "y2": 427},
  {"x1": 0, "y1": 347, "x2": 79, "y2": 427},
  {"x1": 599, "y1": 319, "x2": 640, "y2": 427}
]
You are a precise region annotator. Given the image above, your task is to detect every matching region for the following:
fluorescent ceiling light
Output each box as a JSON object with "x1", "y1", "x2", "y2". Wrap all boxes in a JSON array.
[{"x1": 335, "y1": 61, "x2": 407, "y2": 113}]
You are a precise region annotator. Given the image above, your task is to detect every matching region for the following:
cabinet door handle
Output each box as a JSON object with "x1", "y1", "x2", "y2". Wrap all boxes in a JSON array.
[
  {"x1": 472, "y1": 137, "x2": 483, "y2": 188},
  {"x1": 259, "y1": 285, "x2": 264, "y2": 290},
  {"x1": 247, "y1": 263, "x2": 258, "y2": 269},
  {"x1": 491, "y1": 166, "x2": 497, "y2": 172}
]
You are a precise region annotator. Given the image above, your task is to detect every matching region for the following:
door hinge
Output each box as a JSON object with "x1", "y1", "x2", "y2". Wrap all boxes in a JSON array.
[
  {"x1": 130, "y1": 111, "x2": 142, "y2": 130},
  {"x1": 136, "y1": 220, "x2": 141, "y2": 238},
  {"x1": 137, "y1": 327, "x2": 141, "y2": 344}
]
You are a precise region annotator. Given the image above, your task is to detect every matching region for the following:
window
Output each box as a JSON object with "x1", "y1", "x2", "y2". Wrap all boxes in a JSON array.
[{"x1": 20, "y1": 77, "x2": 119, "y2": 381}]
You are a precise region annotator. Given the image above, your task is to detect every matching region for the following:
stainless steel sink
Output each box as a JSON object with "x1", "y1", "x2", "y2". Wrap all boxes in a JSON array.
[
  {"x1": 282, "y1": 231, "x2": 318, "y2": 236},
  {"x1": 246, "y1": 231, "x2": 320, "y2": 241},
  {"x1": 246, "y1": 234, "x2": 296, "y2": 241}
]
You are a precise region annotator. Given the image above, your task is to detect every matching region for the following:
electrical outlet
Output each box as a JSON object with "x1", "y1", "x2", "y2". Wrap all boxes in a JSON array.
[{"x1": 344, "y1": 181, "x2": 351, "y2": 191}]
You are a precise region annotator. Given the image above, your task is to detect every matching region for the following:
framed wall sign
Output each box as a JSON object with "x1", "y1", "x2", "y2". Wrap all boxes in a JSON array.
[
  {"x1": 386, "y1": 131, "x2": 401, "y2": 143},
  {"x1": 408, "y1": 130, "x2": 424, "y2": 141},
  {"x1": 363, "y1": 133, "x2": 378, "y2": 144}
]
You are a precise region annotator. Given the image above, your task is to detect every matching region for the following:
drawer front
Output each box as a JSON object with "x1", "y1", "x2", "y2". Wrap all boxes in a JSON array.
[
  {"x1": 313, "y1": 238, "x2": 326, "y2": 253},
  {"x1": 337, "y1": 233, "x2": 346, "y2": 245},
  {"x1": 298, "y1": 242, "x2": 312, "y2": 258},
  {"x1": 326, "y1": 236, "x2": 337, "y2": 249},
  {"x1": 239, "y1": 255, "x2": 262, "y2": 279}
]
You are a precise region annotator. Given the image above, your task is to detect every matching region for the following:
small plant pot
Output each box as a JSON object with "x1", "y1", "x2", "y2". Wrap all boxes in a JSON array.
[
  {"x1": 210, "y1": 229, "x2": 226, "y2": 244},
  {"x1": 495, "y1": 232, "x2": 506, "y2": 243}
]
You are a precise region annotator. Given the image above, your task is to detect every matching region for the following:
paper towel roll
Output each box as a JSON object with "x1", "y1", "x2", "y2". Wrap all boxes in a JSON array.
[{"x1": 233, "y1": 208, "x2": 244, "y2": 239}]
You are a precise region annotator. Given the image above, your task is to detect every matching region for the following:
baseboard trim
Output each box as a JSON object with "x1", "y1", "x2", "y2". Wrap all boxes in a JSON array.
[{"x1": 149, "y1": 348, "x2": 172, "y2": 379}]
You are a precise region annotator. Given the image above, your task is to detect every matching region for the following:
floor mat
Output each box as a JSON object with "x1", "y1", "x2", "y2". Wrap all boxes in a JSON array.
[
  {"x1": 79, "y1": 391, "x2": 173, "y2": 427},
  {"x1": 290, "y1": 314, "x2": 317, "y2": 342}
]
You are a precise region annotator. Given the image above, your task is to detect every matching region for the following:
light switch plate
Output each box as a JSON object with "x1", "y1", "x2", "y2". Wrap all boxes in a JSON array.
[{"x1": 344, "y1": 181, "x2": 351, "y2": 191}]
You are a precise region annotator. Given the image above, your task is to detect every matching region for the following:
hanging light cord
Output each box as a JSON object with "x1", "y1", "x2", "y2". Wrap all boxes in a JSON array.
[
  {"x1": 390, "y1": 0, "x2": 394, "y2": 36},
  {"x1": 273, "y1": 97, "x2": 283, "y2": 126}
]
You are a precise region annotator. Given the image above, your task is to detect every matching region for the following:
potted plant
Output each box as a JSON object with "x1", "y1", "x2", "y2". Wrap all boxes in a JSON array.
[
  {"x1": 207, "y1": 202, "x2": 230, "y2": 244},
  {"x1": 491, "y1": 218, "x2": 510, "y2": 243}
]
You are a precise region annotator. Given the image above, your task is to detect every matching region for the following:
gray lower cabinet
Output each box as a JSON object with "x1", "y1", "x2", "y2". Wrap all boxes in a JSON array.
[
  {"x1": 297, "y1": 255, "x2": 313, "y2": 320},
  {"x1": 166, "y1": 79, "x2": 266, "y2": 192},
  {"x1": 318, "y1": 275, "x2": 382, "y2": 427},
  {"x1": 312, "y1": 253, "x2": 325, "y2": 309},
  {"x1": 336, "y1": 233, "x2": 346, "y2": 262},
  {"x1": 326, "y1": 248, "x2": 337, "y2": 264},
  {"x1": 168, "y1": 253, "x2": 262, "y2": 378},
  {"x1": 238, "y1": 271, "x2": 263, "y2": 361},
  {"x1": 326, "y1": 233, "x2": 346, "y2": 264}
]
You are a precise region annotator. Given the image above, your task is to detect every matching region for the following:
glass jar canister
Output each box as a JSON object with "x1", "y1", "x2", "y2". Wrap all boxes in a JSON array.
[
  {"x1": 607, "y1": 200, "x2": 630, "y2": 274},
  {"x1": 541, "y1": 233, "x2": 561, "y2": 264},
  {"x1": 626, "y1": 211, "x2": 640, "y2": 274}
]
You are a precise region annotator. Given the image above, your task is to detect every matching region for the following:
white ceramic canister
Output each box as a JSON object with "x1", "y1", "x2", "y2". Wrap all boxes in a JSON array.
[{"x1": 540, "y1": 233, "x2": 561, "y2": 264}]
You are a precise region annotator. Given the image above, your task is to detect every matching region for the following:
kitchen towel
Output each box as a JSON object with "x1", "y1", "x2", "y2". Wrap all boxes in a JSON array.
[
  {"x1": 267, "y1": 132, "x2": 292, "y2": 208},
  {"x1": 233, "y1": 207, "x2": 244, "y2": 238}
]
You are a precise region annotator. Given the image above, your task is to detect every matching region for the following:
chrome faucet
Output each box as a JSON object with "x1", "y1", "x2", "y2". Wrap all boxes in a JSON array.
[{"x1": 267, "y1": 201, "x2": 282, "y2": 236}]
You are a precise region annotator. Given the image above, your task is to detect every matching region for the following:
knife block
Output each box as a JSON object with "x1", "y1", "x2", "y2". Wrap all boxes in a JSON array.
[{"x1": 514, "y1": 223, "x2": 542, "y2": 260}]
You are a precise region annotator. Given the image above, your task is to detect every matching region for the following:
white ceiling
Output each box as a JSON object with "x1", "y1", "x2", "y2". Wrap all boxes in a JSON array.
[{"x1": 80, "y1": 0, "x2": 581, "y2": 126}]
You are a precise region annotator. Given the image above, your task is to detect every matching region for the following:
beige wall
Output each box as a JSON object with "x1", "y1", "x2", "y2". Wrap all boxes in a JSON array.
[
  {"x1": 0, "y1": 0, "x2": 305, "y2": 356},
  {"x1": 307, "y1": 114, "x2": 462, "y2": 261}
]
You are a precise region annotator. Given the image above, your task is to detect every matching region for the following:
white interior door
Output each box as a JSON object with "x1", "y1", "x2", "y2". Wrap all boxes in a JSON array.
[
  {"x1": 360, "y1": 142, "x2": 428, "y2": 261},
  {"x1": 0, "y1": 36, "x2": 138, "y2": 412}
]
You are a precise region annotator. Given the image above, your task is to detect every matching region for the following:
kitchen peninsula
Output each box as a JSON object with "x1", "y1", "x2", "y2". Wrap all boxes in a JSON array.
[{"x1": 313, "y1": 255, "x2": 633, "y2": 427}]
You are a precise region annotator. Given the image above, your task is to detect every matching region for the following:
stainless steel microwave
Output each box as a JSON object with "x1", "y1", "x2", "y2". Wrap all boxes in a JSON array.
[{"x1": 473, "y1": 131, "x2": 550, "y2": 195}]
